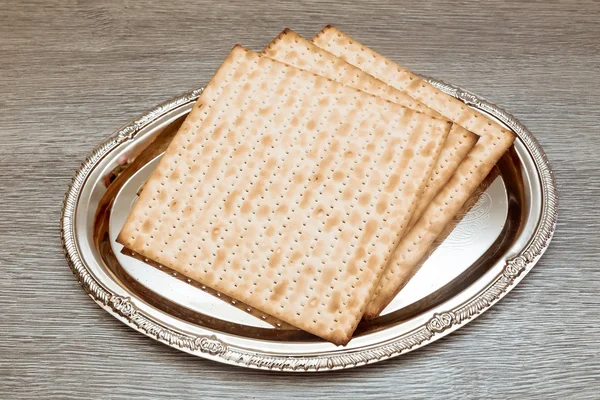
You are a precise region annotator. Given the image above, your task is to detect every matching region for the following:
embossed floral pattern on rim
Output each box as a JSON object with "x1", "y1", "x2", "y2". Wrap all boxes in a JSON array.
[{"x1": 61, "y1": 80, "x2": 558, "y2": 371}]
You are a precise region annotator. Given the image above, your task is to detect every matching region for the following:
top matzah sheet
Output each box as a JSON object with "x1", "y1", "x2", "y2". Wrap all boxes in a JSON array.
[
  {"x1": 117, "y1": 45, "x2": 451, "y2": 344},
  {"x1": 312, "y1": 26, "x2": 516, "y2": 317},
  {"x1": 262, "y1": 29, "x2": 477, "y2": 229}
]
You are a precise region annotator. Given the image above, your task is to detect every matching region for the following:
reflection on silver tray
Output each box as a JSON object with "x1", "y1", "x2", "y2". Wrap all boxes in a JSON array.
[{"x1": 61, "y1": 79, "x2": 557, "y2": 371}]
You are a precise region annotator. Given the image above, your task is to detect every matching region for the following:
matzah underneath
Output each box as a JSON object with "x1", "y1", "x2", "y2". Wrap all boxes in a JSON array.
[{"x1": 312, "y1": 26, "x2": 515, "y2": 317}]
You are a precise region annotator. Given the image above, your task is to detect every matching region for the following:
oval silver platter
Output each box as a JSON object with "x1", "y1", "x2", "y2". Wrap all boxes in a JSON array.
[{"x1": 61, "y1": 78, "x2": 557, "y2": 372}]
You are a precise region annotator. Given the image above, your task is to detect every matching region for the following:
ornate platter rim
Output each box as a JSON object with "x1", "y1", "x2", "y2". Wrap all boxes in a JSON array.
[{"x1": 60, "y1": 79, "x2": 558, "y2": 372}]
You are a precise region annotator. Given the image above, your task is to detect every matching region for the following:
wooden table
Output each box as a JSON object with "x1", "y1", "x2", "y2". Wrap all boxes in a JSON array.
[{"x1": 1, "y1": 1, "x2": 599, "y2": 398}]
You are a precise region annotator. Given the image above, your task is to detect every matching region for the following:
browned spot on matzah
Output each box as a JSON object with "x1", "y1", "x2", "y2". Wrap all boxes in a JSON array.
[
  {"x1": 257, "y1": 204, "x2": 270, "y2": 217},
  {"x1": 240, "y1": 201, "x2": 251, "y2": 214},
  {"x1": 360, "y1": 220, "x2": 378, "y2": 244},
  {"x1": 358, "y1": 192, "x2": 371, "y2": 206},
  {"x1": 289, "y1": 250, "x2": 302, "y2": 265},
  {"x1": 328, "y1": 292, "x2": 341, "y2": 313},
  {"x1": 270, "y1": 281, "x2": 288, "y2": 302},
  {"x1": 376, "y1": 198, "x2": 388, "y2": 214},
  {"x1": 324, "y1": 213, "x2": 341, "y2": 232},
  {"x1": 265, "y1": 225, "x2": 275, "y2": 237},
  {"x1": 384, "y1": 174, "x2": 400, "y2": 193}
]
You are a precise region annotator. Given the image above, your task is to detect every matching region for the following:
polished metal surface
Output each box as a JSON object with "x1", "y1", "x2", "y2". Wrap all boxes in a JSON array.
[{"x1": 61, "y1": 79, "x2": 557, "y2": 371}]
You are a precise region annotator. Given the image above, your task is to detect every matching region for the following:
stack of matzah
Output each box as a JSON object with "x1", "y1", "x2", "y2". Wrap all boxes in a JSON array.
[{"x1": 117, "y1": 26, "x2": 514, "y2": 345}]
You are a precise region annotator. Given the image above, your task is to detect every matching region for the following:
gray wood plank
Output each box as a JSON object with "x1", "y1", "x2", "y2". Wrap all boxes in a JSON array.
[{"x1": 1, "y1": 0, "x2": 599, "y2": 398}]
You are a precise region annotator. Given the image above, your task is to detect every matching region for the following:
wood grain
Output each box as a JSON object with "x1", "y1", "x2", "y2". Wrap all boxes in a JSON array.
[{"x1": 1, "y1": 0, "x2": 599, "y2": 398}]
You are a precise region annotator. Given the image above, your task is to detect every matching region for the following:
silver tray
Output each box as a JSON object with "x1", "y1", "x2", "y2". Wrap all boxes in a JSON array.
[{"x1": 61, "y1": 78, "x2": 557, "y2": 371}]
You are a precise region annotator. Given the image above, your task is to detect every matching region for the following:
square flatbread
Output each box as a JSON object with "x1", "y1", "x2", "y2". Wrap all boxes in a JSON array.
[
  {"x1": 117, "y1": 45, "x2": 451, "y2": 344},
  {"x1": 312, "y1": 26, "x2": 516, "y2": 318},
  {"x1": 262, "y1": 29, "x2": 477, "y2": 230}
]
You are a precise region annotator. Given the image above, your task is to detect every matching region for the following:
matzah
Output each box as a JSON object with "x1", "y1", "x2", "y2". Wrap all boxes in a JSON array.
[
  {"x1": 312, "y1": 26, "x2": 515, "y2": 317},
  {"x1": 263, "y1": 30, "x2": 440, "y2": 118},
  {"x1": 262, "y1": 29, "x2": 477, "y2": 229},
  {"x1": 117, "y1": 45, "x2": 452, "y2": 344}
]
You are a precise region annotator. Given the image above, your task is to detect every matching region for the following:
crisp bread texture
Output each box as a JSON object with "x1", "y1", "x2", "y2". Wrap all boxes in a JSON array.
[
  {"x1": 312, "y1": 26, "x2": 514, "y2": 141},
  {"x1": 312, "y1": 26, "x2": 516, "y2": 317},
  {"x1": 117, "y1": 45, "x2": 451, "y2": 344},
  {"x1": 263, "y1": 30, "x2": 440, "y2": 118},
  {"x1": 263, "y1": 29, "x2": 478, "y2": 230}
]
